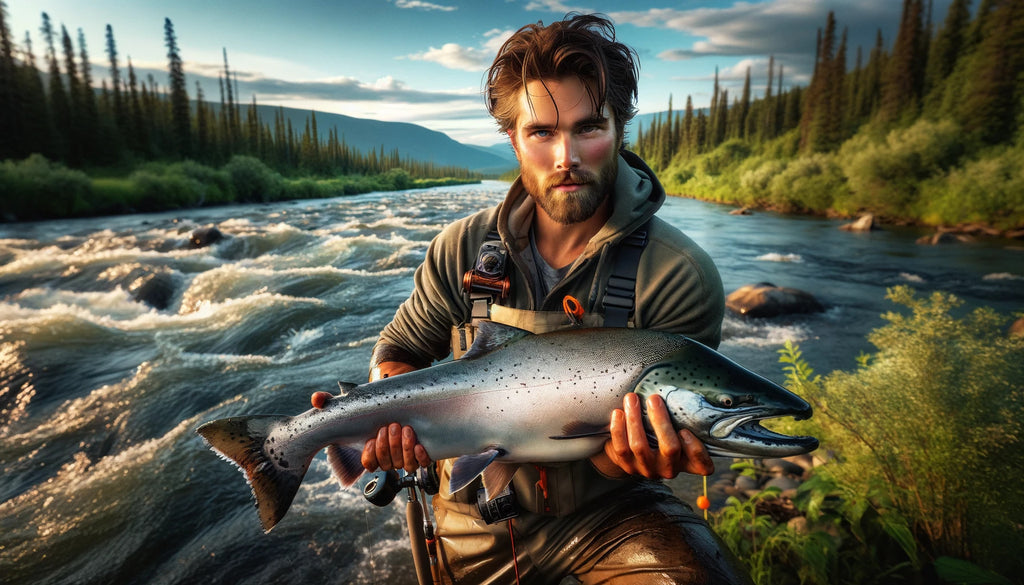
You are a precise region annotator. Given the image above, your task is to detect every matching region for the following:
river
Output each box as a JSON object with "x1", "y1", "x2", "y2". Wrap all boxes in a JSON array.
[{"x1": 1, "y1": 181, "x2": 1021, "y2": 584}]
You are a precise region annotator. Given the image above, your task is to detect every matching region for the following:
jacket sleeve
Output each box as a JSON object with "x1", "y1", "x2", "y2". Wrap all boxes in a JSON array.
[
  {"x1": 634, "y1": 218, "x2": 725, "y2": 349},
  {"x1": 372, "y1": 213, "x2": 490, "y2": 368}
]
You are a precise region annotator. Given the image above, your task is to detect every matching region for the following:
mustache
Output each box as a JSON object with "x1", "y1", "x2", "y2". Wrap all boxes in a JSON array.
[{"x1": 545, "y1": 170, "x2": 597, "y2": 190}]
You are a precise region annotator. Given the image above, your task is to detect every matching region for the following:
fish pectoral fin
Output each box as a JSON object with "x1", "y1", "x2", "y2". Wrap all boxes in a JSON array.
[
  {"x1": 326, "y1": 444, "x2": 365, "y2": 487},
  {"x1": 481, "y1": 462, "x2": 518, "y2": 501},
  {"x1": 448, "y1": 449, "x2": 504, "y2": 495},
  {"x1": 549, "y1": 421, "x2": 610, "y2": 440}
]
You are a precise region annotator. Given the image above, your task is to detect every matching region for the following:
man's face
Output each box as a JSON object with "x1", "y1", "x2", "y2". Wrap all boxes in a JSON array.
[{"x1": 508, "y1": 77, "x2": 620, "y2": 225}]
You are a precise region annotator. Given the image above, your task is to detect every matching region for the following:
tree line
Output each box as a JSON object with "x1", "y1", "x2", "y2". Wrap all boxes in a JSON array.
[
  {"x1": 631, "y1": 0, "x2": 1023, "y2": 232},
  {"x1": 0, "y1": 5, "x2": 477, "y2": 181}
]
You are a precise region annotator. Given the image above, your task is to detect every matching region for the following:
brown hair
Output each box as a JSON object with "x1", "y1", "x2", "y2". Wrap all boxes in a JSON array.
[{"x1": 485, "y1": 13, "x2": 639, "y2": 141}]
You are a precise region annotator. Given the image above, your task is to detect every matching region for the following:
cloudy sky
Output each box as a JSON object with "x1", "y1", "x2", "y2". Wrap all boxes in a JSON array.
[{"x1": 5, "y1": 0, "x2": 950, "y2": 147}]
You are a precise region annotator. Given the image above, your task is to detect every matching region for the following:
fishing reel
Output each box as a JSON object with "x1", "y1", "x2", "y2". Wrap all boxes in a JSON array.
[
  {"x1": 463, "y1": 240, "x2": 510, "y2": 299},
  {"x1": 363, "y1": 465, "x2": 441, "y2": 507}
]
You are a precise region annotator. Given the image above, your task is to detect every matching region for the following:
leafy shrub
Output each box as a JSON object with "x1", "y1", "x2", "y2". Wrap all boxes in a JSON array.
[
  {"x1": 739, "y1": 159, "x2": 788, "y2": 206},
  {"x1": 773, "y1": 287, "x2": 1024, "y2": 578},
  {"x1": 766, "y1": 153, "x2": 847, "y2": 213},
  {"x1": 223, "y1": 155, "x2": 284, "y2": 202},
  {"x1": 839, "y1": 119, "x2": 964, "y2": 217},
  {"x1": 0, "y1": 154, "x2": 92, "y2": 219},
  {"x1": 917, "y1": 145, "x2": 1024, "y2": 230},
  {"x1": 698, "y1": 139, "x2": 752, "y2": 176}
]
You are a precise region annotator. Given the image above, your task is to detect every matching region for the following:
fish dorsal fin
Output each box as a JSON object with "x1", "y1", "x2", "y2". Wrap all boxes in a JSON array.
[
  {"x1": 481, "y1": 462, "x2": 518, "y2": 501},
  {"x1": 447, "y1": 448, "x2": 504, "y2": 495},
  {"x1": 461, "y1": 321, "x2": 531, "y2": 360},
  {"x1": 548, "y1": 420, "x2": 610, "y2": 440},
  {"x1": 336, "y1": 381, "x2": 359, "y2": 396}
]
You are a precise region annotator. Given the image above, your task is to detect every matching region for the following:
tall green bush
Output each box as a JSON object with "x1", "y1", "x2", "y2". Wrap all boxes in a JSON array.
[
  {"x1": 0, "y1": 155, "x2": 93, "y2": 219},
  {"x1": 223, "y1": 155, "x2": 284, "y2": 202},
  {"x1": 838, "y1": 119, "x2": 964, "y2": 217},
  {"x1": 778, "y1": 287, "x2": 1024, "y2": 575}
]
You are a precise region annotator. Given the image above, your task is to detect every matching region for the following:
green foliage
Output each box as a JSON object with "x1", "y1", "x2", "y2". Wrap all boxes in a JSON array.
[
  {"x1": 917, "y1": 144, "x2": 1024, "y2": 230},
  {"x1": 0, "y1": 154, "x2": 92, "y2": 219},
  {"x1": 223, "y1": 155, "x2": 284, "y2": 202},
  {"x1": 747, "y1": 287, "x2": 1024, "y2": 582},
  {"x1": 838, "y1": 118, "x2": 965, "y2": 217},
  {"x1": 766, "y1": 154, "x2": 848, "y2": 213}
]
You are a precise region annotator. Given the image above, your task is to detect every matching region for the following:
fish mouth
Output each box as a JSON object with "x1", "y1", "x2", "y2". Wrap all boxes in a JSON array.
[{"x1": 710, "y1": 413, "x2": 819, "y2": 455}]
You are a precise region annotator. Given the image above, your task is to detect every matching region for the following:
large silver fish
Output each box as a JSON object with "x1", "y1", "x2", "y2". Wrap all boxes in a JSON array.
[{"x1": 197, "y1": 323, "x2": 818, "y2": 531}]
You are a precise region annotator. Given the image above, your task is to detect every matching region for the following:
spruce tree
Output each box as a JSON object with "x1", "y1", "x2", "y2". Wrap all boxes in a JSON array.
[
  {"x1": 164, "y1": 18, "x2": 190, "y2": 157},
  {"x1": 959, "y1": 0, "x2": 1024, "y2": 144},
  {"x1": 17, "y1": 31, "x2": 54, "y2": 158},
  {"x1": 879, "y1": 0, "x2": 926, "y2": 123},
  {"x1": 0, "y1": 0, "x2": 20, "y2": 160},
  {"x1": 76, "y1": 28, "x2": 100, "y2": 163},
  {"x1": 105, "y1": 25, "x2": 127, "y2": 137},
  {"x1": 41, "y1": 14, "x2": 69, "y2": 161}
]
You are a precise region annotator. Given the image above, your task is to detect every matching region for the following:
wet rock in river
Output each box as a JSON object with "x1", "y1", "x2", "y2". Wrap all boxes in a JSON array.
[
  {"x1": 726, "y1": 282, "x2": 825, "y2": 318},
  {"x1": 130, "y1": 268, "x2": 180, "y2": 310},
  {"x1": 190, "y1": 226, "x2": 226, "y2": 248},
  {"x1": 839, "y1": 213, "x2": 878, "y2": 232}
]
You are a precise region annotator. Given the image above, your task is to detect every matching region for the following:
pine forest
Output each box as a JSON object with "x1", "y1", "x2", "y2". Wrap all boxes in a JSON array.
[{"x1": 631, "y1": 0, "x2": 1023, "y2": 235}]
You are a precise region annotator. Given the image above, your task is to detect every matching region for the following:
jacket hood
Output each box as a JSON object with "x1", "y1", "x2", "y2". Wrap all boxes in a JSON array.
[{"x1": 497, "y1": 150, "x2": 665, "y2": 258}]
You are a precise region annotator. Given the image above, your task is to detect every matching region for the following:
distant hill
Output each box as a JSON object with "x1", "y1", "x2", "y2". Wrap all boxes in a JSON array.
[{"x1": 226, "y1": 103, "x2": 517, "y2": 175}]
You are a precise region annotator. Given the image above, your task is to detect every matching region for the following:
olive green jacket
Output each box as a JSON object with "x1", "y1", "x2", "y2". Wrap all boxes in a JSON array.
[{"x1": 373, "y1": 150, "x2": 724, "y2": 369}]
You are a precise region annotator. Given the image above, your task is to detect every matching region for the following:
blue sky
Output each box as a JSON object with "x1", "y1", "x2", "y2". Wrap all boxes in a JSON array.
[{"x1": 5, "y1": 0, "x2": 950, "y2": 146}]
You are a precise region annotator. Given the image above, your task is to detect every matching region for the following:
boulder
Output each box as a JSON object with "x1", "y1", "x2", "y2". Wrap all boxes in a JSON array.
[
  {"x1": 729, "y1": 207, "x2": 752, "y2": 216},
  {"x1": 726, "y1": 282, "x2": 825, "y2": 318},
  {"x1": 130, "y1": 269, "x2": 178, "y2": 310},
  {"x1": 190, "y1": 226, "x2": 226, "y2": 248},
  {"x1": 839, "y1": 213, "x2": 877, "y2": 232},
  {"x1": 916, "y1": 231, "x2": 972, "y2": 245}
]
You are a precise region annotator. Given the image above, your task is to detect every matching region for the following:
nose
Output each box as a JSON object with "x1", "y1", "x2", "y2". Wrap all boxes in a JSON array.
[{"x1": 555, "y1": 134, "x2": 579, "y2": 171}]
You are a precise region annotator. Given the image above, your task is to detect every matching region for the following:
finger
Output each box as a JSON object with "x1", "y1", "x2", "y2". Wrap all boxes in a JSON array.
[
  {"x1": 414, "y1": 444, "x2": 432, "y2": 469},
  {"x1": 361, "y1": 439, "x2": 378, "y2": 471},
  {"x1": 679, "y1": 429, "x2": 714, "y2": 476},
  {"x1": 388, "y1": 423, "x2": 404, "y2": 471},
  {"x1": 311, "y1": 391, "x2": 332, "y2": 410},
  {"x1": 623, "y1": 393, "x2": 655, "y2": 477},
  {"x1": 402, "y1": 426, "x2": 419, "y2": 473},
  {"x1": 375, "y1": 426, "x2": 392, "y2": 471},
  {"x1": 605, "y1": 408, "x2": 636, "y2": 475},
  {"x1": 646, "y1": 395, "x2": 682, "y2": 479}
]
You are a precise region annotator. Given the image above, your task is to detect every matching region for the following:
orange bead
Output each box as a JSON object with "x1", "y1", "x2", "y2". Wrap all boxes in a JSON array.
[{"x1": 696, "y1": 495, "x2": 711, "y2": 510}]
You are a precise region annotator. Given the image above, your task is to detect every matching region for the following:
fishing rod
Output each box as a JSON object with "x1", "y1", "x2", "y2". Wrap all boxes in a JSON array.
[{"x1": 364, "y1": 467, "x2": 442, "y2": 585}]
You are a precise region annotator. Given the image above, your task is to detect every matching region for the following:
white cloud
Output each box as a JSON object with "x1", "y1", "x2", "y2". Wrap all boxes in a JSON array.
[
  {"x1": 394, "y1": 0, "x2": 457, "y2": 12},
  {"x1": 406, "y1": 29, "x2": 514, "y2": 72}
]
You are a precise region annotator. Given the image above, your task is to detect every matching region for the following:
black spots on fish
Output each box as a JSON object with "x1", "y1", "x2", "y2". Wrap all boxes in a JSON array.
[{"x1": 279, "y1": 459, "x2": 289, "y2": 469}]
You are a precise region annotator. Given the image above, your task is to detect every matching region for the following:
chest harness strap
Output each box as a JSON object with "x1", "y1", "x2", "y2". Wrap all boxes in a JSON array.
[{"x1": 600, "y1": 221, "x2": 649, "y2": 328}]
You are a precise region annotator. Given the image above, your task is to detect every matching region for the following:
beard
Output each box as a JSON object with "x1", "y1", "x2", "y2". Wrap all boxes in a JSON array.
[{"x1": 522, "y1": 157, "x2": 618, "y2": 225}]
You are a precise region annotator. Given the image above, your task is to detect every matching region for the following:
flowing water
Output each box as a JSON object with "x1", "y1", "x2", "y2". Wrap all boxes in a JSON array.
[{"x1": 1, "y1": 181, "x2": 1021, "y2": 584}]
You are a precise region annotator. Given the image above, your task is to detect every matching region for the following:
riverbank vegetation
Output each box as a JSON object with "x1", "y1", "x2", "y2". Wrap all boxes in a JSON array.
[
  {"x1": 632, "y1": 0, "x2": 1024, "y2": 233},
  {"x1": 0, "y1": 154, "x2": 474, "y2": 220},
  {"x1": 713, "y1": 287, "x2": 1024, "y2": 584},
  {"x1": 0, "y1": 5, "x2": 479, "y2": 221}
]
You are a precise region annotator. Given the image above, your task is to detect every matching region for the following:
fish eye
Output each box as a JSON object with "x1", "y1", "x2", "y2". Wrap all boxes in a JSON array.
[{"x1": 718, "y1": 395, "x2": 735, "y2": 408}]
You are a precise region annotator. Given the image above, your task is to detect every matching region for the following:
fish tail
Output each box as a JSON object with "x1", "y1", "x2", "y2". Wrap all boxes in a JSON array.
[{"x1": 196, "y1": 415, "x2": 306, "y2": 533}]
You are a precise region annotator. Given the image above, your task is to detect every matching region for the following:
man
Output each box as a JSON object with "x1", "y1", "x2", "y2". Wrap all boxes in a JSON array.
[{"x1": 315, "y1": 13, "x2": 750, "y2": 584}]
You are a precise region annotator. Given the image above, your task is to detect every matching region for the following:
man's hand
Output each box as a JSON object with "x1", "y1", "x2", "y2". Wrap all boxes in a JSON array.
[
  {"x1": 590, "y1": 393, "x2": 714, "y2": 479},
  {"x1": 310, "y1": 360, "x2": 430, "y2": 474}
]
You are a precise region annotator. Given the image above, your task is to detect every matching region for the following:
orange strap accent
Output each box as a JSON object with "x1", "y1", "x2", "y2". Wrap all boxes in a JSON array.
[{"x1": 562, "y1": 295, "x2": 584, "y2": 326}]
